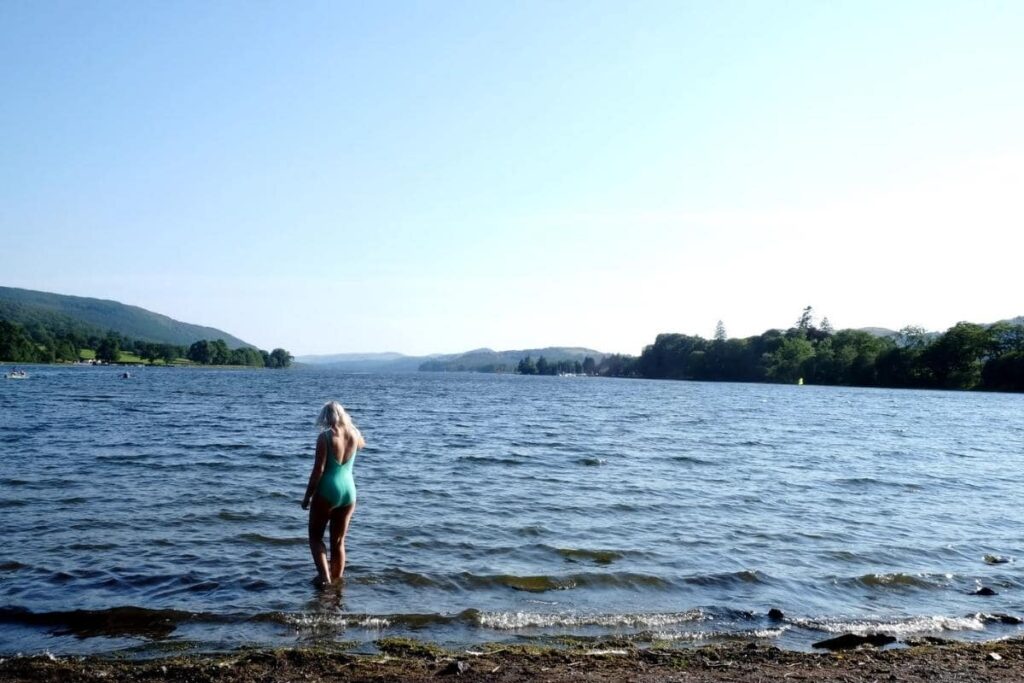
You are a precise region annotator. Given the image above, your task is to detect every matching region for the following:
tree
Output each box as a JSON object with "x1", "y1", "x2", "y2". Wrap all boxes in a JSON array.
[
  {"x1": 714, "y1": 320, "x2": 727, "y2": 342},
  {"x1": 536, "y1": 356, "x2": 551, "y2": 375},
  {"x1": 582, "y1": 356, "x2": 596, "y2": 375},
  {"x1": 796, "y1": 306, "x2": 814, "y2": 332},
  {"x1": 921, "y1": 322, "x2": 989, "y2": 389},
  {"x1": 0, "y1": 321, "x2": 40, "y2": 362},
  {"x1": 95, "y1": 334, "x2": 121, "y2": 363},
  {"x1": 210, "y1": 339, "x2": 230, "y2": 365},
  {"x1": 895, "y1": 326, "x2": 929, "y2": 350},
  {"x1": 267, "y1": 348, "x2": 293, "y2": 369},
  {"x1": 160, "y1": 345, "x2": 180, "y2": 364},
  {"x1": 188, "y1": 340, "x2": 212, "y2": 364},
  {"x1": 766, "y1": 336, "x2": 814, "y2": 383},
  {"x1": 517, "y1": 356, "x2": 537, "y2": 375},
  {"x1": 820, "y1": 317, "x2": 834, "y2": 334}
]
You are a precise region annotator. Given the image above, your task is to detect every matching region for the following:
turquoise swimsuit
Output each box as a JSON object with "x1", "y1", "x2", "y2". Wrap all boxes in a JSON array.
[{"x1": 316, "y1": 431, "x2": 357, "y2": 508}]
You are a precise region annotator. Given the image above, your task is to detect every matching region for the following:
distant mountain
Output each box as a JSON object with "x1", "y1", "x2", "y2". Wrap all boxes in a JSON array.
[
  {"x1": 0, "y1": 286, "x2": 252, "y2": 348},
  {"x1": 420, "y1": 347, "x2": 604, "y2": 372},
  {"x1": 293, "y1": 352, "x2": 431, "y2": 372},
  {"x1": 295, "y1": 346, "x2": 606, "y2": 373},
  {"x1": 296, "y1": 352, "x2": 408, "y2": 364},
  {"x1": 857, "y1": 327, "x2": 899, "y2": 338}
]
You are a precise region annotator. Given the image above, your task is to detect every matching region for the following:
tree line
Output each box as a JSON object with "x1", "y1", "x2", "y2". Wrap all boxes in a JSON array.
[
  {"x1": 186, "y1": 339, "x2": 292, "y2": 368},
  {"x1": 516, "y1": 355, "x2": 597, "y2": 375},
  {"x1": 615, "y1": 307, "x2": 1023, "y2": 391},
  {"x1": 513, "y1": 354, "x2": 639, "y2": 376},
  {"x1": 0, "y1": 318, "x2": 292, "y2": 369}
]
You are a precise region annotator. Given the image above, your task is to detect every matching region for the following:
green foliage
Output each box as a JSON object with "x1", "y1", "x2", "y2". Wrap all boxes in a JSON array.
[
  {"x1": 0, "y1": 320, "x2": 41, "y2": 362},
  {"x1": 0, "y1": 288, "x2": 296, "y2": 369},
  {"x1": 766, "y1": 336, "x2": 814, "y2": 383},
  {"x1": 267, "y1": 348, "x2": 293, "y2": 369},
  {"x1": 636, "y1": 311, "x2": 1024, "y2": 393},
  {"x1": 95, "y1": 334, "x2": 121, "y2": 363},
  {"x1": 0, "y1": 286, "x2": 251, "y2": 348}
]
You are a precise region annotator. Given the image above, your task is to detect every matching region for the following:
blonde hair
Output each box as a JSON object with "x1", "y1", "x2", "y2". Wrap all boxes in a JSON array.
[{"x1": 316, "y1": 401, "x2": 366, "y2": 454}]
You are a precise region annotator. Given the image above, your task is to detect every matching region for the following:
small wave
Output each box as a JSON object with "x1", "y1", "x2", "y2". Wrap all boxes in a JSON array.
[
  {"x1": 357, "y1": 568, "x2": 444, "y2": 588},
  {"x1": 683, "y1": 570, "x2": 767, "y2": 587},
  {"x1": 272, "y1": 609, "x2": 484, "y2": 630},
  {"x1": 477, "y1": 610, "x2": 704, "y2": 630},
  {"x1": 360, "y1": 570, "x2": 673, "y2": 593},
  {"x1": 796, "y1": 614, "x2": 987, "y2": 636},
  {"x1": 650, "y1": 626, "x2": 788, "y2": 642},
  {"x1": 457, "y1": 455, "x2": 524, "y2": 466},
  {"x1": 273, "y1": 612, "x2": 392, "y2": 630},
  {"x1": 67, "y1": 542, "x2": 118, "y2": 551},
  {"x1": 833, "y1": 476, "x2": 920, "y2": 491},
  {"x1": 738, "y1": 440, "x2": 775, "y2": 449},
  {"x1": 555, "y1": 548, "x2": 623, "y2": 565},
  {"x1": 0, "y1": 499, "x2": 28, "y2": 508},
  {"x1": 851, "y1": 573, "x2": 947, "y2": 590},
  {"x1": 239, "y1": 533, "x2": 306, "y2": 547},
  {"x1": 576, "y1": 458, "x2": 606, "y2": 466},
  {"x1": 57, "y1": 496, "x2": 91, "y2": 505},
  {"x1": 0, "y1": 605, "x2": 210, "y2": 639},
  {"x1": 0, "y1": 561, "x2": 28, "y2": 571},
  {"x1": 463, "y1": 572, "x2": 672, "y2": 592},
  {"x1": 672, "y1": 454, "x2": 711, "y2": 465},
  {"x1": 180, "y1": 442, "x2": 255, "y2": 451}
]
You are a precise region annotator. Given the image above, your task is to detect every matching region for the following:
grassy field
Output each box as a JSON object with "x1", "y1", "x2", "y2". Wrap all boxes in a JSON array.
[{"x1": 76, "y1": 348, "x2": 191, "y2": 365}]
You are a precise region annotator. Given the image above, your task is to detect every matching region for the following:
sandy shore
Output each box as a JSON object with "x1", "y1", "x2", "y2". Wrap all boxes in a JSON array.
[{"x1": 2, "y1": 637, "x2": 1023, "y2": 682}]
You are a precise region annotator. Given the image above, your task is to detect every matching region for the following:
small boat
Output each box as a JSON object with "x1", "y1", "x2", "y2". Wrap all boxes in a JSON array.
[{"x1": 5, "y1": 370, "x2": 29, "y2": 379}]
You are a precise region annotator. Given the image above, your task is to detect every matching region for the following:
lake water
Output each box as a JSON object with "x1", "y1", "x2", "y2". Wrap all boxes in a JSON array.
[{"x1": 1, "y1": 365, "x2": 1022, "y2": 655}]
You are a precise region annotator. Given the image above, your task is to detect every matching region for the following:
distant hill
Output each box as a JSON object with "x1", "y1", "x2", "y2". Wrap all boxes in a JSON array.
[
  {"x1": 857, "y1": 327, "x2": 898, "y2": 338},
  {"x1": 420, "y1": 347, "x2": 604, "y2": 372},
  {"x1": 295, "y1": 346, "x2": 606, "y2": 373},
  {"x1": 293, "y1": 352, "x2": 431, "y2": 372},
  {"x1": 0, "y1": 286, "x2": 252, "y2": 348}
]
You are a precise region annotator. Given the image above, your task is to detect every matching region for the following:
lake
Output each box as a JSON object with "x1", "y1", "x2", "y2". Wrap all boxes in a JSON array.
[{"x1": 1, "y1": 365, "x2": 1022, "y2": 654}]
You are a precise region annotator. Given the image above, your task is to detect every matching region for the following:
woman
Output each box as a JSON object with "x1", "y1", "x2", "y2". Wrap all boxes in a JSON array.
[{"x1": 302, "y1": 401, "x2": 366, "y2": 587}]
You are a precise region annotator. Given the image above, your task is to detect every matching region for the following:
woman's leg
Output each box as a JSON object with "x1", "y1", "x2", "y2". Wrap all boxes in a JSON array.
[
  {"x1": 307, "y1": 495, "x2": 333, "y2": 586},
  {"x1": 329, "y1": 503, "x2": 356, "y2": 582}
]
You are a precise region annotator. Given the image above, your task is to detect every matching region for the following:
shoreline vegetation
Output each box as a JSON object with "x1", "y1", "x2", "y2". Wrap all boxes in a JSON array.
[
  {"x1": 0, "y1": 320, "x2": 292, "y2": 369},
  {"x1": 2, "y1": 638, "x2": 1023, "y2": 682},
  {"x1": 507, "y1": 307, "x2": 1023, "y2": 393},
  {"x1": 626, "y1": 308, "x2": 1024, "y2": 392}
]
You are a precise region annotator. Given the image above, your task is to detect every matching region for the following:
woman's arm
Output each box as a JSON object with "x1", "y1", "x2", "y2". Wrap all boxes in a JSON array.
[{"x1": 301, "y1": 433, "x2": 327, "y2": 509}]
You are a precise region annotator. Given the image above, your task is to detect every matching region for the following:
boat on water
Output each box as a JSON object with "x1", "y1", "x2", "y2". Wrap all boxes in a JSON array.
[{"x1": 5, "y1": 370, "x2": 29, "y2": 379}]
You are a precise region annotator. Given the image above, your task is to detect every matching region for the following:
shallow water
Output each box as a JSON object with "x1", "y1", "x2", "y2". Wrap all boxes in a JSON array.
[{"x1": 1, "y1": 366, "x2": 1022, "y2": 654}]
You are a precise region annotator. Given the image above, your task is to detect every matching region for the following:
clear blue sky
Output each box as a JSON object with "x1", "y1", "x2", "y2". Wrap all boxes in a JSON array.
[{"x1": 3, "y1": 1, "x2": 1022, "y2": 355}]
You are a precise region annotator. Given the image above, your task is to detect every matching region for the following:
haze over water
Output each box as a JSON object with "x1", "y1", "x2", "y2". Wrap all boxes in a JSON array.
[{"x1": 1, "y1": 366, "x2": 1022, "y2": 654}]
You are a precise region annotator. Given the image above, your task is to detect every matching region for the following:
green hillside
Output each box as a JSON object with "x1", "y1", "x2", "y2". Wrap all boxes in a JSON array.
[{"x1": 0, "y1": 286, "x2": 251, "y2": 348}]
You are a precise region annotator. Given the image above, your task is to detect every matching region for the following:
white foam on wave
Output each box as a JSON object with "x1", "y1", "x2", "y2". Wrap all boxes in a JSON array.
[
  {"x1": 795, "y1": 615, "x2": 986, "y2": 636},
  {"x1": 282, "y1": 613, "x2": 391, "y2": 629},
  {"x1": 477, "y1": 610, "x2": 704, "y2": 630},
  {"x1": 651, "y1": 626, "x2": 787, "y2": 642}
]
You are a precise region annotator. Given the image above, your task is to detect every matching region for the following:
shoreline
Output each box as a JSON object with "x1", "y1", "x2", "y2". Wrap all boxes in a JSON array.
[{"x1": 2, "y1": 638, "x2": 1023, "y2": 682}]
